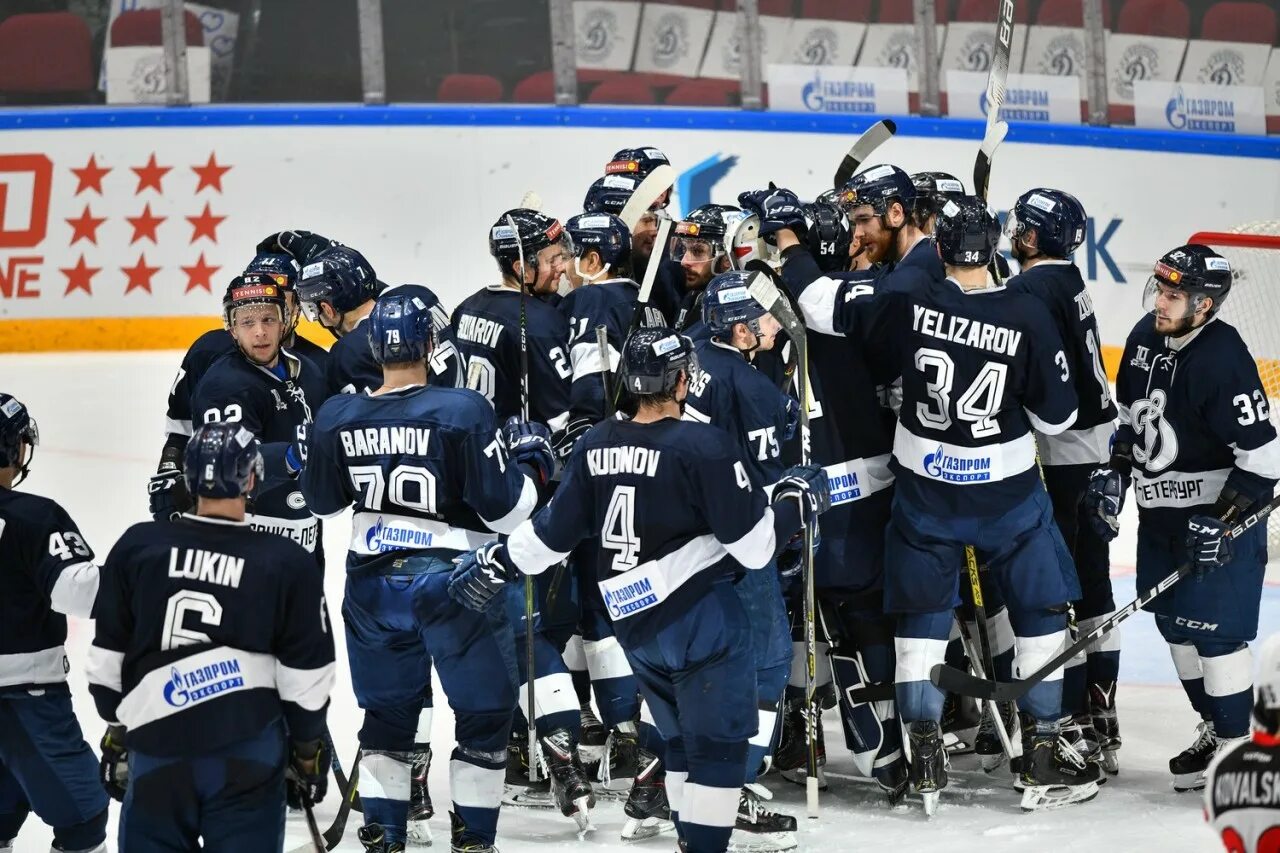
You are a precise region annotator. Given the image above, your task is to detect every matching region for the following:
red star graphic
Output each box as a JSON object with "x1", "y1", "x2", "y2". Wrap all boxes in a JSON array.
[
  {"x1": 186, "y1": 202, "x2": 226, "y2": 243},
  {"x1": 131, "y1": 153, "x2": 171, "y2": 194},
  {"x1": 191, "y1": 153, "x2": 231, "y2": 194},
  {"x1": 122, "y1": 254, "x2": 160, "y2": 294},
  {"x1": 181, "y1": 253, "x2": 220, "y2": 294},
  {"x1": 66, "y1": 205, "x2": 106, "y2": 245},
  {"x1": 71, "y1": 155, "x2": 110, "y2": 195},
  {"x1": 60, "y1": 255, "x2": 100, "y2": 296},
  {"x1": 126, "y1": 203, "x2": 165, "y2": 244}
]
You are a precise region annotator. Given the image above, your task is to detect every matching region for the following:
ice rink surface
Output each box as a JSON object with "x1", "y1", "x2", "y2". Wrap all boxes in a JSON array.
[{"x1": 6, "y1": 350, "x2": 1278, "y2": 852}]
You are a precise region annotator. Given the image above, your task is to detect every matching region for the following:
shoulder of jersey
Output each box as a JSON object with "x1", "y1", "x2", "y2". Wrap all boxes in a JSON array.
[
  {"x1": 313, "y1": 386, "x2": 363, "y2": 425},
  {"x1": 198, "y1": 350, "x2": 256, "y2": 387},
  {"x1": 423, "y1": 386, "x2": 494, "y2": 424},
  {"x1": 647, "y1": 417, "x2": 739, "y2": 460},
  {"x1": 0, "y1": 489, "x2": 65, "y2": 524},
  {"x1": 1201, "y1": 316, "x2": 1251, "y2": 355},
  {"x1": 1125, "y1": 312, "x2": 1160, "y2": 344},
  {"x1": 189, "y1": 328, "x2": 235, "y2": 359}
]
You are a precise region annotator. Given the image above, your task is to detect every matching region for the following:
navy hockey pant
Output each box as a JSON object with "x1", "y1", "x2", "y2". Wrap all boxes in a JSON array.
[
  {"x1": 119, "y1": 721, "x2": 284, "y2": 852},
  {"x1": 624, "y1": 580, "x2": 756, "y2": 853},
  {"x1": 736, "y1": 563, "x2": 791, "y2": 784},
  {"x1": 345, "y1": 553, "x2": 518, "y2": 846},
  {"x1": 886, "y1": 487, "x2": 1079, "y2": 724},
  {"x1": 0, "y1": 685, "x2": 107, "y2": 850}
]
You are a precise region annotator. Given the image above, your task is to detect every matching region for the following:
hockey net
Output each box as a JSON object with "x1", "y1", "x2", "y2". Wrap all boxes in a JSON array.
[{"x1": 1188, "y1": 223, "x2": 1280, "y2": 558}]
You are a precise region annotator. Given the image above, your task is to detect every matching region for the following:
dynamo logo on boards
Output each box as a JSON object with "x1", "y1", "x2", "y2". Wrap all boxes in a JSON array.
[
  {"x1": 163, "y1": 658, "x2": 245, "y2": 708},
  {"x1": 923, "y1": 445, "x2": 992, "y2": 483}
]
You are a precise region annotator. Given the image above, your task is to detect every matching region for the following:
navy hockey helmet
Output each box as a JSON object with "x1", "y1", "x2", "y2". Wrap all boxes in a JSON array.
[
  {"x1": 1006, "y1": 188, "x2": 1088, "y2": 258},
  {"x1": 296, "y1": 245, "x2": 380, "y2": 320},
  {"x1": 565, "y1": 212, "x2": 632, "y2": 277},
  {"x1": 0, "y1": 393, "x2": 38, "y2": 485},
  {"x1": 183, "y1": 422, "x2": 264, "y2": 500},
  {"x1": 934, "y1": 195, "x2": 1001, "y2": 268},
  {"x1": 838, "y1": 164, "x2": 917, "y2": 219},
  {"x1": 1142, "y1": 244, "x2": 1234, "y2": 320},
  {"x1": 702, "y1": 271, "x2": 770, "y2": 340},
  {"x1": 583, "y1": 175, "x2": 641, "y2": 216},
  {"x1": 222, "y1": 274, "x2": 288, "y2": 328},
  {"x1": 673, "y1": 205, "x2": 766, "y2": 270},
  {"x1": 489, "y1": 209, "x2": 568, "y2": 281},
  {"x1": 911, "y1": 171, "x2": 967, "y2": 225},
  {"x1": 620, "y1": 327, "x2": 699, "y2": 397},
  {"x1": 605, "y1": 146, "x2": 671, "y2": 179},
  {"x1": 802, "y1": 200, "x2": 853, "y2": 273},
  {"x1": 368, "y1": 291, "x2": 435, "y2": 365},
  {"x1": 243, "y1": 252, "x2": 300, "y2": 291}
]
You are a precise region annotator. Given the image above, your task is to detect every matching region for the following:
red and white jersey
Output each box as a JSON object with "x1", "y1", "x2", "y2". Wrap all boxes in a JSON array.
[{"x1": 1206, "y1": 733, "x2": 1280, "y2": 852}]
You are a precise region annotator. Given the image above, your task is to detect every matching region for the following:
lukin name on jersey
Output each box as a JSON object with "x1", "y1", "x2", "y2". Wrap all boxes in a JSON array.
[
  {"x1": 168, "y1": 547, "x2": 245, "y2": 589},
  {"x1": 912, "y1": 304, "x2": 1023, "y2": 358}
]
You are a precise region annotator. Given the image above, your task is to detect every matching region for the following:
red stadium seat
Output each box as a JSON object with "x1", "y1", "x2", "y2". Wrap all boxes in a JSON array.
[
  {"x1": 665, "y1": 78, "x2": 740, "y2": 105},
  {"x1": 952, "y1": 0, "x2": 1030, "y2": 23},
  {"x1": 436, "y1": 73, "x2": 505, "y2": 103},
  {"x1": 110, "y1": 9, "x2": 204, "y2": 47},
  {"x1": 0, "y1": 13, "x2": 93, "y2": 94},
  {"x1": 585, "y1": 76, "x2": 657, "y2": 104},
  {"x1": 877, "y1": 0, "x2": 948, "y2": 23},
  {"x1": 1115, "y1": 0, "x2": 1190, "y2": 37},
  {"x1": 512, "y1": 70, "x2": 555, "y2": 103},
  {"x1": 801, "y1": 0, "x2": 874, "y2": 20},
  {"x1": 1200, "y1": 1, "x2": 1277, "y2": 44},
  {"x1": 1035, "y1": 0, "x2": 1110, "y2": 27}
]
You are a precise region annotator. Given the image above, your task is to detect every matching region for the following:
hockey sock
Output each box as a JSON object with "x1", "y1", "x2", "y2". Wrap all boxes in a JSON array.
[
  {"x1": 583, "y1": 635, "x2": 641, "y2": 727},
  {"x1": 1201, "y1": 644, "x2": 1253, "y2": 739},
  {"x1": 1166, "y1": 640, "x2": 1210, "y2": 719},
  {"x1": 518, "y1": 633, "x2": 580, "y2": 739},
  {"x1": 682, "y1": 736, "x2": 747, "y2": 853},
  {"x1": 1079, "y1": 612, "x2": 1122, "y2": 687},
  {"x1": 450, "y1": 744, "x2": 506, "y2": 845},
  {"x1": 1010, "y1": 608, "x2": 1068, "y2": 721},
  {"x1": 894, "y1": 610, "x2": 952, "y2": 723},
  {"x1": 358, "y1": 750, "x2": 413, "y2": 843},
  {"x1": 563, "y1": 634, "x2": 592, "y2": 706},
  {"x1": 416, "y1": 706, "x2": 433, "y2": 745},
  {"x1": 666, "y1": 738, "x2": 689, "y2": 843},
  {"x1": 1061, "y1": 655, "x2": 1088, "y2": 718},
  {"x1": 990, "y1": 606, "x2": 1016, "y2": 682}
]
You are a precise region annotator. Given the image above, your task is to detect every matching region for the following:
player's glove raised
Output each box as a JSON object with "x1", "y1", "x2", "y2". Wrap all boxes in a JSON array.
[
  {"x1": 552, "y1": 417, "x2": 593, "y2": 466},
  {"x1": 148, "y1": 469, "x2": 192, "y2": 521},
  {"x1": 255, "y1": 229, "x2": 341, "y2": 265},
  {"x1": 285, "y1": 737, "x2": 330, "y2": 809},
  {"x1": 449, "y1": 542, "x2": 518, "y2": 612},
  {"x1": 504, "y1": 417, "x2": 555, "y2": 485},
  {"x1": 1083, "y1": 467, "x2": 1128, "y2": 541},
  {"x1": 1187, "y1": 515, "x2": 1234, "y2": 572},
  {"x1": 99, "y1": 725, "x2": 129, "y2": 802},
  {"x1": 772, "y1": 463, "x2": 831, "y2": 526},
  {"x1": 781, "y1": 395, "x2": 801, "y2": 442},
  {"x1": 737, "y1": 185, "x2": 807, "y2": 241}
]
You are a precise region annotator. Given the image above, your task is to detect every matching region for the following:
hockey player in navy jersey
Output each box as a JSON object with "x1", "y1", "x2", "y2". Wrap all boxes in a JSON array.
[
  {"x1": 298, "y1": 245, "x2": 462, "y2": 397},
  {"x1": 1205, "y1": 632, "x2": 1280, "y2": 852},
  {"x1": 189, "y1": 276, "x2": 325, "y2": 559},
  {"x1": 0, "y1": 394, "x2": 108, "y2": 853},
  {"x1": 149, "y1": 250, "x2": 328, "y2": 522},
  {"x1": 303, "y1": 291, "x2": 551, "y2": 852},
  {"x1": 684, "y1": 272, "x2": 799, "y2": 850},
  {"x1": 836, "y1": 165, "x2": 942, "y2": 294},
  {"x1": 1004, "y1": 188, "x2": 1121, "y2": 774},
  {"x1": 88, "y1": 422, "x2": 335, "y2": 851},
  {"x1": 449, "y1": 327, "x2": 832, "y2": 853},
  {"x1": 669, "y1": 205, "x2": 768, "y2": 336},
  {"x1": 1087, "y1": 244, "x2": 1280, "y2": 792}
]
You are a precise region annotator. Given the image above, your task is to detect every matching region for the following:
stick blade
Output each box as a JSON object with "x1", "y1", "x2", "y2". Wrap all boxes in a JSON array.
[
  {"x1": 619, "y1": 164, "x2": 676, "y2": 230},
  {"x1": 832, "y1": 119, "x2": 898, "y2": 189},
  {"x1": 930, "y1": 662, "x2": 1027, "y2": 702},
  {"x1": 973, "y1": 120, "x2": 1009, "y2": 200}
]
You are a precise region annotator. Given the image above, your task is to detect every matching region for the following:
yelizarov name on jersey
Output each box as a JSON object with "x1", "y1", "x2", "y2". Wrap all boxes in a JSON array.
[
  {"x1": 912, "y1": 304, "x2": 1023, "y2": 357},
  {"x1": 455, "y1": 314, "x2": 504, "y2": 349}
]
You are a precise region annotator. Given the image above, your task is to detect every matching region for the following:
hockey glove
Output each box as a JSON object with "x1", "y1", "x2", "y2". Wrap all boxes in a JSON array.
[
  {"x1": 781, "y1": 395, "x2": 801, "y2": 442},
  {"x1": 503, "y1": 416, "x2": 555, "y2": 486},
  {"x1": 449, "y1": 542, "x2": 518, "y2": 612},
  {"x1": 147, "y1": 469, "x2": 192, "y2": 521},
  {"x1": 99, "y1": 725, "x2": 129, "y2": 802},
  {"x1": 1083, "y1": 467, "x2": 1128, "y2": 542},
  {"x1": 737, "y1": 186, "x2": 807, "y2": 241},
  {"x1": 552, "y1": 417, "x2": 593, "y2": 466},
  {"x1": 1187, "y1": 515, "x2": 1234, "y2": 573},
  {"x1": 255, "y1": 229, "x2": 340, "y2": 265},
  {"x1": 772, "y1": 464, "x2": 832, "y2": 526},
  {"x1": 286, "y1": 737, "x2": 330, "y2": 809}
]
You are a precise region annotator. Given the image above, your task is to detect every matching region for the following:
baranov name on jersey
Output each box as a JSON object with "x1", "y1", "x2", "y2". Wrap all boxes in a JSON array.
[
  {"x1": 912, "y1": 304, "x2": 1023, "y2": 357},
  {"x1": 339, "y1": 426, "x2": 433, "y2": 457}
]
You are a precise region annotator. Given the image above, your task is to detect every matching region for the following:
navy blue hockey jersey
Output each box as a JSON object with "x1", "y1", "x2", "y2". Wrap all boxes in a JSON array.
[
  {"x1": 324, "y1": 285, "x2": 462, "y2": 398},
  {"x1": 1006, "y1": 260, "x2": 1117, "y2": 466},
  {"x1": 87, "y1": 515, "x2": 334, "y2": 756},
  {"x1": 684, "y1": 340, "x2": 793, "y2": 489},
  {"x1": 302, "y1": 385, "x2": 538, "y2": 570},
  {"x1": 452, "y1": 285, "x2": 572, "y2": 433},
  {"x1": 1116, "y1": 316, "x2": 1280, "y2": 528},
  {"x1": 506, "y1": 417, "x2": 784, "y2": 644},
  {"x1": 191, "y1": 349, "x2": 324, "y2": 552},
  {"x1": 0, "y1": 489, "x2": 99, "y2": 692}
]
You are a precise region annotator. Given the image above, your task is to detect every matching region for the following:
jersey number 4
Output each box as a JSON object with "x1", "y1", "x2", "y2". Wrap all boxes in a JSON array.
[
  {"x1": 914, "y1": 347, "x2": 1008, "y2": 438},
  {"x1": 602, "y1": 485, "x2": 640, "y2": 572}
]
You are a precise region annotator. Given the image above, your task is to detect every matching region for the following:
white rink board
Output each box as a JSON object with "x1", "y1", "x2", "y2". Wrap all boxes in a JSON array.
[
  {"x1": 5, "y1": 351, "x2": 1280, "y2": 850},
  {"x1": 0, "y1": 117, "x2": 1277, "y2": 353}
]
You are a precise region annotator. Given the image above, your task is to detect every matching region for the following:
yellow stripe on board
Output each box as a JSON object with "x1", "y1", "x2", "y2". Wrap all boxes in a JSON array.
[{"x1": 0, "y1": 317, "x2": 333, "y2": 353}]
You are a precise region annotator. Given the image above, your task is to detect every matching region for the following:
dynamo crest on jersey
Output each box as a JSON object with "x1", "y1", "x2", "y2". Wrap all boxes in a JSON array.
[{"x1": 1131, "y1": 388, "x2": 1180, "y2": 473}]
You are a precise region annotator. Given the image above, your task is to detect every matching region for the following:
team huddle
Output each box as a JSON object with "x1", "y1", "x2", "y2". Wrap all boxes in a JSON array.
[{"x1": 1, "y1": 139, "x2": 1279, "y2": 853}]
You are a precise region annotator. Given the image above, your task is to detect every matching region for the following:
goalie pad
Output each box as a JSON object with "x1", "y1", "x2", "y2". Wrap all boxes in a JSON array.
[{"x1": 830, "y1": 650, "x2": 885, "y2": 778}]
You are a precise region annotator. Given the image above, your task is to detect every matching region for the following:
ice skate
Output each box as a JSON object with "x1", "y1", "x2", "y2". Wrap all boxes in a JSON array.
[
  {"x1": 408, "y1": 745, "x2": 434, "y2": 845},
  {"x1": 1170, "y1": 720, "x2": 1220, "y2": 792},
  {"x1": 775, "y1": 698, "x2": 827, "y2": 790},
  {"x1": 875, "y1": 755, "x2": 909, "y2": 807},
  {"x1": 941, "y1": 691, "x2": 980, "y2": 755},
  {"x1": 359, "y1": 822, "x2": 407, "y2": 853},
  {"x1": 540, "y1": 727, "x2": 597, "y2": 835},
  {"x1": 597, "y1": 726, "x2": 640, "y2": 796},
  {"x1": 1090, "y1": 682, "x2": 1121, "y2": 775},
  {"x1": 1060, "y1": 714, "x2": 1105, "y2": 785},
  {"x1": 1018, "y1": 714, "x2": 1100, "y2": 811},
  {"x1": 907, "y1": 720, "x2": 947, "y2": 816},
  {"x1": 503, "y1": 729, "x2": 554, "y2": 808},
  {"x1": 577, "y1": 703, "x2": 608, "y2": 778},
  {"x1": 728, "y1": 783, "x2": 797, "y2": 852},
  {"x1": 621, "y1": 749, "x2": 674, "y2": 842},
  {"x1": 975, "y1": 701, "x2": 1017, "y2": 773},
  {"x1": 450, "y1": 811, "x2": 499, "y2": 853}
]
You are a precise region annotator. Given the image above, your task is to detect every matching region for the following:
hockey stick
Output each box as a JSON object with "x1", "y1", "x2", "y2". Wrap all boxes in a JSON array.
[
  {"x1": 302, "y1": 801, "x2": 325, "y2": 852},
  {"x1": 961, "y1": 546, "x2": 1015, "y2": 757},
  {"x1": 596, "y1": 324, "x2": 614, "y2": 418},
  {"x1": 614, "y1": 217, "x2": 673, "y2": 408},
  {"x1": 832, "y1": 119, "x2": 898, "y2": 190},
  {"x1": 974, "y1": 0, "x2": 1016, "y2": 201},
  {"x1": 618, "y1": 164, "x2": 676, "y2": 231},
  {"x1": 521, "y1": 191, "x2": 543, "y2": 211},
  {"x1": 507, "y1": 213, "x2": 540, "y2": 784},
  {"x1": 933, "y1": 493, "x2": 1280, "y2": 702},
  {"x1": 325, "y1": 729, "x2": 359, "y2": 814},
  {"x1": 746, "y1": 266, "x2": 820, "y2": 819},
  {"x1": 954, "y1": 610, "x2": 1015, "y2": 760}
]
